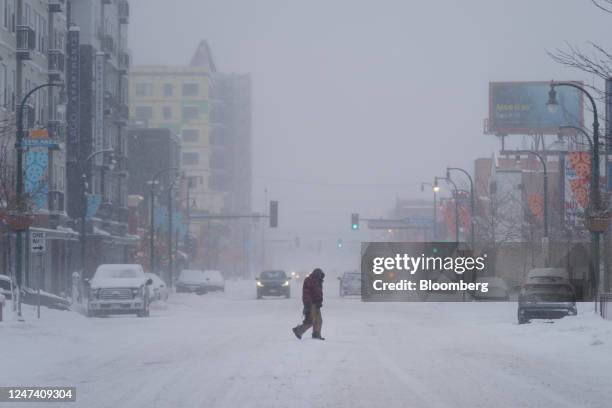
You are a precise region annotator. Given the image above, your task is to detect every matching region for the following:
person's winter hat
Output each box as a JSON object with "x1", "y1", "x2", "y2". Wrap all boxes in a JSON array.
[{"x1": 312, "y1": 268, "x2": 325, "y2": 280}]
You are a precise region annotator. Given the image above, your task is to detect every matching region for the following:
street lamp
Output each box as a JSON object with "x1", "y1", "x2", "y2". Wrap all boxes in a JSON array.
[
  {"x1": 513, "y1": 150, "x2": 549, "y2": 256},
  {"x1": 549, "y1": 81, "x2": 603, "y2": 298},
  {"x1": 435, "y1": 176, "x2": 460, "y2": 244},
  {"x1": 447, "y1": 167, "x2": 475, "y2": 248},
  {"x1": 80, "y1": 148, "x2": 115, "y2": 279},
  {"x1": 421, "y1": 181, "x2": 438, "y2": 240},
  {"x1": 14, "y1": 82, "x2": 64, "y2": 319}
]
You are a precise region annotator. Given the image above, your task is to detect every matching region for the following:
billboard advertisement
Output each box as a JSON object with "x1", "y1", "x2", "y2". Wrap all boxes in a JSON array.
[{"x1": 488, "y1": 81, "x2": 583, "y2": 134}]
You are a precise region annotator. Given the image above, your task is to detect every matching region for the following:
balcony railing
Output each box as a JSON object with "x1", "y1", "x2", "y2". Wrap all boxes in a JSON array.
[
  {"x1": 118, "y1": 0, "x2": 130, "y2": 24},
  {"x1": 48, "y1": 49, "x2": 65, "y2": 81},
  {"x1": 118, "y1": 50, "x2": 130, "y2": 73},
  {"x1": 101, "y1": 34, "x2": 115, "y2": 56},
  {"x1": 16, "y1": 26, "x2": 36, "y2": 59}
]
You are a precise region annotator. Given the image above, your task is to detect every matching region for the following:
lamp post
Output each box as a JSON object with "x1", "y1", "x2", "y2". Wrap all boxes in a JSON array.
[
  {"x1": 147, "y1": 167, "x2": 178, "y2": 274},
  {"x1": 14, "y1": 82, "x2": 65, "y2": 319},
  {"x1": 548, "y1": 81, "x2": 602, "y2": 298},
  {"x1": 80, "y1": 148, "x2": 115, "y2": 279},
  {"x1": 446, "y1": 167, "x2": 475, "y2": 248},
  {"x1": 435, "y1": 176, "x2": 460, "y2": 244},
  {"x1": 421, "y1": 182, "x2": 438, "y2": 240}
]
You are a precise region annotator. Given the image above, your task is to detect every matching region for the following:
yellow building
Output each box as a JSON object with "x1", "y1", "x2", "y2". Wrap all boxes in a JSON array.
[{"x1": 129, "y1": 41, "x2": 223, "y2": 212}]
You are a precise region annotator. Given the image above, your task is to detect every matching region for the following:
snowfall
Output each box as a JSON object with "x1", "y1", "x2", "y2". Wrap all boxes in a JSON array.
[{"x1": 1, "y1": 280, "x2": 611, "y2": 408}]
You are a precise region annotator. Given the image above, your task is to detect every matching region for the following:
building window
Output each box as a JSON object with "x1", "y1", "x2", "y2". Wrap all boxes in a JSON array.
[
  {"x1": 134, "y1": 106, "x2": 153, "y2": 121},
  {"x1": 135, "y1": 82, "x2": 153, "y2": 97},
  {"x1": 162, "y1": 106, "x2": 172, "y2": 120},
  {"x1": 163, "y1": 83, "x2": 173, "y2": 97},
  {"x1": 182, "y1": 152, "x2": 199, "y2": 165},
  {"x1": 182, "y1": 129, "x2": 199, "y2": 143},
  {"x1": 182, "y1": 106, "x2": 200, "y2": 121},
  {"x1": 182, "y1": 82, "x2": 199, "y2": 97}
]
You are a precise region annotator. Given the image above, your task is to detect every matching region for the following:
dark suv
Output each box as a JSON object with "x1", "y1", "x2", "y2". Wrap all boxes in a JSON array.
[
  {"x1": 518, "y1": 277, "x2": 577, "y2": 324},
  {"x1": 256, "y1": 270, "x2": 290, "y2": 299}
]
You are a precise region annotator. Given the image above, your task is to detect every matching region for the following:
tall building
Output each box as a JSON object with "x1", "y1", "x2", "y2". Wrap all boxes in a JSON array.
[
  {"x1": 0, "y1": 1, "x2": 75, "y2": 293},
  {"x1": 129, "y1": 41, "x2": 223, "y2": 213},
  {"x1": 69, "y1": 0, "x2": 133, "y2": 278},
  {"x1": 129, "y1": 41, "x2": 253, "y2": 275}
]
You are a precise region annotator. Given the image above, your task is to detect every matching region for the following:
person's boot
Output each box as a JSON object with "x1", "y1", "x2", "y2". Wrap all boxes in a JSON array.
[
  {"x1": 312, "y1": 332, "x2": 325, "y2": 340},
  {"x1": 292, "y1": 326, "x2": 302, "y2": 339}
]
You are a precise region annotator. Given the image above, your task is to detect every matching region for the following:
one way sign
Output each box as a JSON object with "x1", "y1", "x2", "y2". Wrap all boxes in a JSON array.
[{"x1": 30, "y1": 231, "x2": 47, "y2": 253}]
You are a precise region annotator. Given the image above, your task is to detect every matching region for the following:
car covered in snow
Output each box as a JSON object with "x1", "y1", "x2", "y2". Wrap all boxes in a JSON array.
[
  {"x1": 202, "y1": 270, "x2": 225, "y2": 292},
  {"x1": 145, "y1": 273, "x2": 169, "y2": 301},
  {"x1": 338, "y1": 271, "x2": 361, "y2": 296},
  {"x1": 87, "y1": 264, "x2": 153, "y2": 317},
  {"x1": 256, "y1": 270, "x2": 290, "y2": 299},
  {"x1": 517, "y1": 279, "x2": 577, "y2": 324},
  {"x1": 0, "y1": 274, "x2": 12, "y2": 300},
  {"x1": 176, "y1": 269, "x2": 208, "y2": 294}
]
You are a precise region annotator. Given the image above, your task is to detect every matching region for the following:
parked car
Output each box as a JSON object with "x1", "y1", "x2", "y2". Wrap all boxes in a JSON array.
[
  {"x1": 517, "y1": 279, "x2": 577, "y2": 324},
  {"x1": 256, "y1": 270, "x2": 290, "y2": 299},
  {"x1": 0, "y1": 274, "x2": 12, "y2": 300},
  {"x1": 338, "y1": 271, "x2": 361, "y2": 296},
  {"x1": 202, "y1": 270, "x2": 225, "y2": 292},
  {"x1": 527, "y1": 267, "x2": 569, "y2": 282},
  {"x1": 87, "y1": 264, "x2": 153, "y2": 317},
  {"x1": 472, "y1": 277, "x2": 509, "y2": 301},
  {"x1": 176, "y1": 269, "x2": 208, "y2": 294},
  {"x1": 145, "y1": 273, "x2": 169, "y2": 301}
]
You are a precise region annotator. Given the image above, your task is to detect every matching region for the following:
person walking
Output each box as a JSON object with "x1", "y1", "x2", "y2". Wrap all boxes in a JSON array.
[{"x1": 292, "y1": 268, "x2": 325, "y2": 340}]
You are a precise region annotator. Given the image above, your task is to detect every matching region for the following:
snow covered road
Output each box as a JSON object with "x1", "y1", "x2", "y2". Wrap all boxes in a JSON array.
[{"x1": 1, "y1": 280, "x2": 611, "y2": 408}]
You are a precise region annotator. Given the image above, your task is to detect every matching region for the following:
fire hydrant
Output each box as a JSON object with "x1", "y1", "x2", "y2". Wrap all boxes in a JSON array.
[{"x1": 0, "y1": 293, "x2": 5, "y2": 322}]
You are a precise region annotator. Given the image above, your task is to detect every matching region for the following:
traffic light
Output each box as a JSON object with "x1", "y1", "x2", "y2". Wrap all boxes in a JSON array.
[
  {"x1": 269, "y1": 200, "x2": 278, "y2": 228},
  {"x1": 351, "y1": 213, "x2": 359, "y2": 230},
  {"x1": 337, "y1": 238, "x2": 343, "y2": 248}
]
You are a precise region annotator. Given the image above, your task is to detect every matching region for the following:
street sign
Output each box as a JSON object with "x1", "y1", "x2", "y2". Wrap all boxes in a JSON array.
[
  {"x1": 30, "y1": 231, "x2": 47, "y2": 253},
  {"x1": 21, "y1": 138, "x2": 59, "y2": 148}
]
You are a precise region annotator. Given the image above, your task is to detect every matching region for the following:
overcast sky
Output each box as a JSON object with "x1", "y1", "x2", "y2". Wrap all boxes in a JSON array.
[{"x1": 128, "y1": 0, "x2": 612, "y2": 258}]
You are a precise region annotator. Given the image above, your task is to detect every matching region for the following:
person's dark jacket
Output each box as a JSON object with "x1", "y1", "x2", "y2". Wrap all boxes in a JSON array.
[{"x1": 302, "y1": 269, "x2": 324, "y2": 307}]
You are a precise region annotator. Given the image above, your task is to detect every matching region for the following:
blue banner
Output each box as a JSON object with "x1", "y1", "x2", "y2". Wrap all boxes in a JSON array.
[
  {"x1": 25, "y1": 150, "x2": 48, "y2": 210},
  {"x1": 86, "y1": 194, "x2": 102, "y2": 219}
]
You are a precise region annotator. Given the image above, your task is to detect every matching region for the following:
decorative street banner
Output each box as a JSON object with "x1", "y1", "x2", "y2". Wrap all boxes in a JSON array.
[
  {"x1": 93, "y1": 52, "x2": 105, "y2": 166},
  {"x1": 565, "y1": 151, "x2": 590, "y2": 228},
  {"x1": 86, "y1": 194, "x2": 102, "y2": 219},
  {"x1": 488, "y1": 81, "x2": 583, "y2": 134},
  {"x1": 67, "y1": 27, "x2": 80, "y2": 146},
  {"x1": 25, "y1": 150, "x2": 49, "y2": 210}
]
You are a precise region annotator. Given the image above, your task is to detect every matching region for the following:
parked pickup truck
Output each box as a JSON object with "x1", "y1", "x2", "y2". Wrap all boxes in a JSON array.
[{"x1": 87, "y1": 264, "x2": 153, "y2": 318}]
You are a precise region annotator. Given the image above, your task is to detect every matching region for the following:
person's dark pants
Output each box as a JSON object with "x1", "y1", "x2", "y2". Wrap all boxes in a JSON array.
[{"x1": 293, "y1": 305, "x2": 322, "y2": 337}]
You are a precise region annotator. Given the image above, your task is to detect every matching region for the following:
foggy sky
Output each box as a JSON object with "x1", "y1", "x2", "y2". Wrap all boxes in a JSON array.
[{"x1": 128, "y1": 0, "x2": 612, "y2": 259}]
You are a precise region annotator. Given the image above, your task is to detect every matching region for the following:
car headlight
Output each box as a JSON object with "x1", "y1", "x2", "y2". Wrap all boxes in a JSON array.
[
  {"x1": 90, "y1": 288, "x2": 99, "y2": 299},
  {"x1": 256, "y1": 281, "x2": 263, "y2": 287},
  {"x1": 282, "y1": 281, "x2": 290, "y2": 287},
  {"x1": 132, "y1": 287, "x2": 144, "y2": 297}
]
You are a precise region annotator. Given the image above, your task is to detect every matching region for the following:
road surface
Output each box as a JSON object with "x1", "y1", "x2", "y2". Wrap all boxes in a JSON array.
[{"x1": 1, "y1": 280, "x2": 611, "y2": 408}]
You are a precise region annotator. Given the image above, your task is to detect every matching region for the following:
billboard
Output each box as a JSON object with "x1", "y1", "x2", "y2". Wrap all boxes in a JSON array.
[{"x1": 488, "y1": 81, "x2": 583, "y2": 134}]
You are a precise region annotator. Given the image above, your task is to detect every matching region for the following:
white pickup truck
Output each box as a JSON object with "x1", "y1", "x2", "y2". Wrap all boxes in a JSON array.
[{"x1": 87, "y1": 264, "x2": 153, "y2": 317}]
